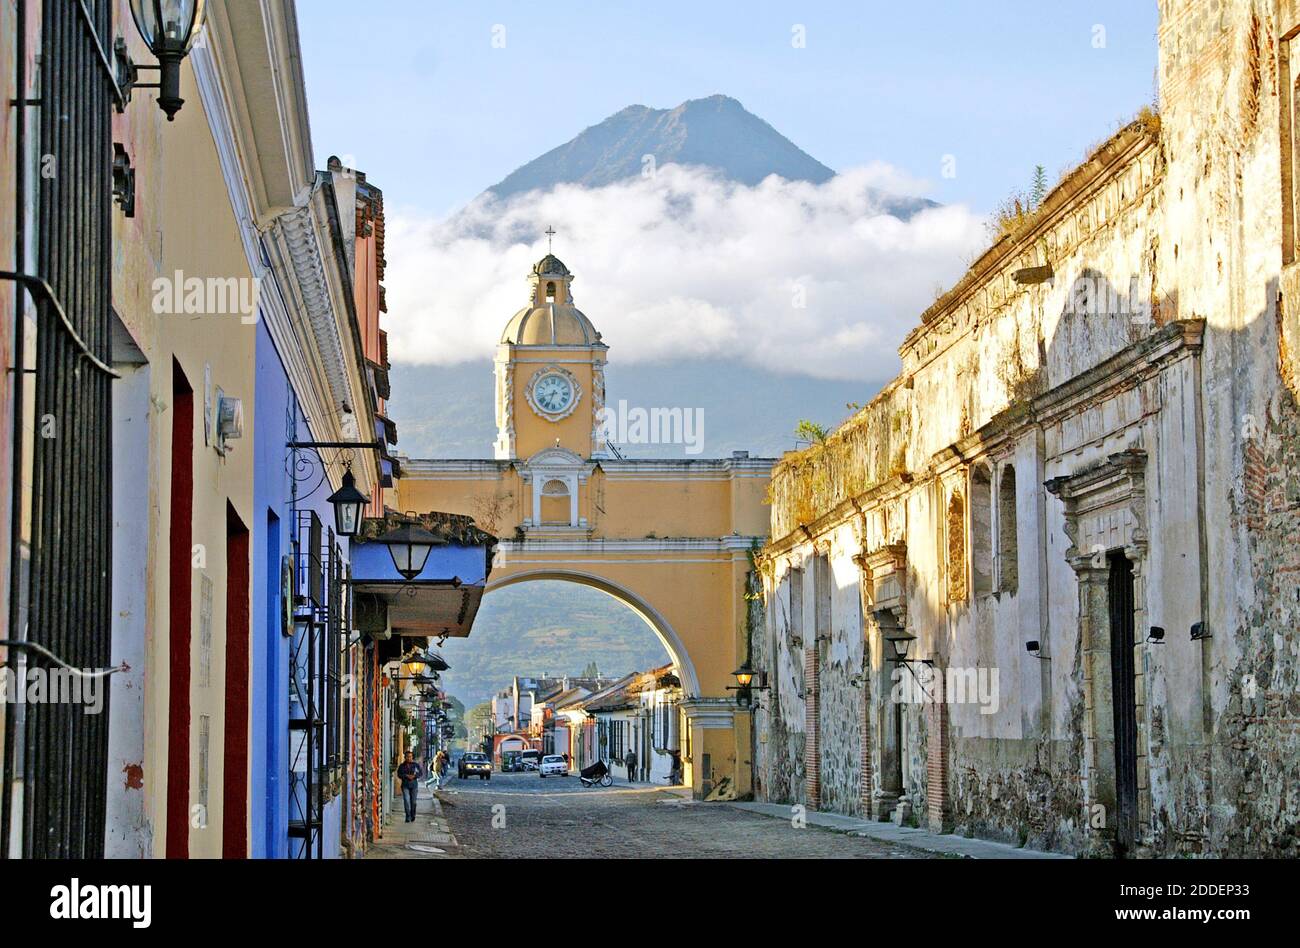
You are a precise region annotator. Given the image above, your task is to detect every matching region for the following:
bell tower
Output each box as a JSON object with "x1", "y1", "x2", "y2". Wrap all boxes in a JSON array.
[{"x1": 494, "y1": 253, "x2": 608, "y2": 460}]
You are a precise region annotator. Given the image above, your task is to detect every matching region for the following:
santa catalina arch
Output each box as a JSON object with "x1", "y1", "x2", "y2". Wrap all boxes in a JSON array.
[{"x1": 396, "y1": 254, "x2": 774, "y2": 799}]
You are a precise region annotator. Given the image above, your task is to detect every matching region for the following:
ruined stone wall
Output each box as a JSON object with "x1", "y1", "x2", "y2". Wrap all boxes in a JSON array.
[
  {"x1": 814, "y1": 531, "x2": 867, "y2": 815},
  {"x1": 754, "y1": 565, "x2": 805, "y2": 805},
  {"x1": 1155, "y1": 0, "x2": 1300, "y2": 857},
  {"x1": 760, "y1": 0, "x2": 1300, "y2": 856}
]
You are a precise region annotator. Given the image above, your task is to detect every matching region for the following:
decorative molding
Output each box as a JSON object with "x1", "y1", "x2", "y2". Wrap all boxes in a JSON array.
[
  {"x1": 591, "y1": 361, "x2": 607, "y2": 456},
  {"x1": 273, "y1": 199, "x2": 358, "y2": 418},
  {"x1": 189, "y1": 38, "x2": 349, "y2": 482},
  {"x1": 1044, "y1": 448, "x2": 1149, "y2": 570}
]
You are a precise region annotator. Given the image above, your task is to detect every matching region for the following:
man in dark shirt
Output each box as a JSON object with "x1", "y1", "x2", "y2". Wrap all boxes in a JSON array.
[{"x1": 397, "y1": 751, "x2": 424, "y2": 822}]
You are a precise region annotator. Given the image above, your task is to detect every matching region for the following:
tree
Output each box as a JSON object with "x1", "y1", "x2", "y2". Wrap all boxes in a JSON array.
[
  {"x1": 582, "y1": 660, "x2": 600, "y2": 677},
  {"x1": 464, "y1": 701, "x2": 494, "y2": 737}
]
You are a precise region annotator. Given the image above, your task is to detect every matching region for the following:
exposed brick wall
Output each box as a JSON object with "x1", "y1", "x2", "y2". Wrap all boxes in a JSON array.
[
  {"x1": 859, "y1": 678, "x2": 874, "y2": 814},
  {"x1": 804, "y1": 642, "x2": 820, "y2": 809},
  {"x1": 926, "y1": 694, "x2": 951, "y2": 831}
]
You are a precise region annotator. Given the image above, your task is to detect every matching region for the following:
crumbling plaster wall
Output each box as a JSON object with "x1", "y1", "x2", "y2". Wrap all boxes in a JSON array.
[
  {"x1": 1158, "y1": 0, "x2": 1300, "y2": 856},
  {"x1": 761, "y1": 1, "x2": 1300, "y2": 855}
]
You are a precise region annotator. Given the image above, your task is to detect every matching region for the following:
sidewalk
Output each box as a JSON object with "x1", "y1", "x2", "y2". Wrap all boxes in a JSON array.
[
  {"x1": 729, "y1": 802, "x2": 1071, "y2": 859},
  {"x1": 364, "y1": 783, "x2": 463, "y2": 859}
]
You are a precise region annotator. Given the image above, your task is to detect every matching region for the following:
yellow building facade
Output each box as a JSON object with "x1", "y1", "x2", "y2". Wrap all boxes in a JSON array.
[{"x1": 396, "y1": 255, "x2": 773, "y2": 799}]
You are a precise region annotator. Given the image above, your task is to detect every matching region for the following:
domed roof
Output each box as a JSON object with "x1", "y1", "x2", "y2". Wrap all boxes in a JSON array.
[
  {"x1": 532, "y1": 254, "x2": 571, "y2": 278},
  {"x1": 500, "y1": 254, "x2": 602, "y2": 346},
  {"x1": 500, "y1": 302, "x2": 601, "y2": 346}
]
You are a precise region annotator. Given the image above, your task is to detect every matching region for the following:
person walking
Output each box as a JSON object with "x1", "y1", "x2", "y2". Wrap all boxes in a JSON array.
[
  {"x1": 623, "y1": 749, "x2": 637, "y2": 784},
  {"x1": 433, "y1": 748, "x2": 450, "y2": 789},
  {"x1": 396, "y1": 751, "x2": 424, "y2": 823}
]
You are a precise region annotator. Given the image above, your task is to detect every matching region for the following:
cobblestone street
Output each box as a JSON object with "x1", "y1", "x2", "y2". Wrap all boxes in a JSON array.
[{"x1": 436, "y1": 772, "x2": 935, "y2": 858}]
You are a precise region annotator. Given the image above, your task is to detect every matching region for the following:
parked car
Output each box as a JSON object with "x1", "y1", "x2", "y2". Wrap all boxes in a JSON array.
[
  {"x1": 539, "y1": 754, "x2": 568, "y2": 778},
  {"x1": 520, "y1": 750, "x2": 542, "y2": 771},
  {"x1": 459, "y1": 752, "x2": 491, "y2": 780}
]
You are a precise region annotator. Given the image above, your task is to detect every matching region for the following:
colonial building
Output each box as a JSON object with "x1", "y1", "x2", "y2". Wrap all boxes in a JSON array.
[
  {"x1": 757, "y1": 0, "x2": 1300, "y2": 857},
  {"x1": 0, "y1": 0, "x2": 485, "y2": 860},
  {"x1": 583, "y1": 664, "x2": 682, "y2": 784}
]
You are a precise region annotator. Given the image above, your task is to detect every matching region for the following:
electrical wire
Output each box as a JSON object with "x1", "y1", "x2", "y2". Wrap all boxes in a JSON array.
[{"x1": 0, "y1": 640, "x2": 127, "y2": 678}]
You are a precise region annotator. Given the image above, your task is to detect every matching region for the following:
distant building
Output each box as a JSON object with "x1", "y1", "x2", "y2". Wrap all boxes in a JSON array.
[{"x1": 583, "y1": 665, "x2": 681, "y2": 784}]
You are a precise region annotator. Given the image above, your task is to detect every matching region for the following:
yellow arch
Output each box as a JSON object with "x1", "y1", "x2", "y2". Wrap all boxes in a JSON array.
[{"x1": 485, "y1": 568, "x2": 702, "y2": 697}]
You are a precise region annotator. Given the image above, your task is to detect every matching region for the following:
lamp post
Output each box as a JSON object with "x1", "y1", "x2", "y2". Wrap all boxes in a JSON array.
[{"x1": 128, "y1": 0, "x2": 207, "y2": 120}]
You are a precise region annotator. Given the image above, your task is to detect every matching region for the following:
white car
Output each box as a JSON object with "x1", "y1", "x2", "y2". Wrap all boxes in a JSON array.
[{"x1": 539, "y1": 755, "x2": 568, "y2": 777}]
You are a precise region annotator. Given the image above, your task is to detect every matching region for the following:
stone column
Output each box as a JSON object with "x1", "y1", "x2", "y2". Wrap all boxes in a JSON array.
[{"x1": 1072, "y1": 558, "x2": 1114, "y2": 845}]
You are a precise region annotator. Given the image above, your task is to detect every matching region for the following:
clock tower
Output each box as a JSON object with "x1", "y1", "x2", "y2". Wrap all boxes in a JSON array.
[{"x1": 494, "y1": 254, "x2": 608, "y2": 460}]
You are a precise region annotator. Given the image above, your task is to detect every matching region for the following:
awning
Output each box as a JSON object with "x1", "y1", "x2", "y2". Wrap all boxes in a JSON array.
[{"x1": 350, "y1": 511, "x2": 497, "y2": 639}]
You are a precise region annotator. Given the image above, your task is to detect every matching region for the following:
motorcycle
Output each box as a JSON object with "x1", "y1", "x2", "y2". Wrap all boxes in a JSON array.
[{"x1": 578, "y1": 759, "x2": 614, "y2": 788}]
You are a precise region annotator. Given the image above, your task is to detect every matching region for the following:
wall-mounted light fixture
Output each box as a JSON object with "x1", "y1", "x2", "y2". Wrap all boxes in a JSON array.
[
  {"x1": 886, "y1": 632, "x2": 932, "y2": 667},
  {"x1": 1190, "y1": 621, "x2": 1210, "y2": 641},
  {"x1": 1146, "y1": 626, "x2": 1165, "y2": 645},
  {"x1": 326, "y1": 467, "x2": 369, "y2": 537},
  {"x1": 728, "y1": 660, "x2": 769, "y2": 706},
  {"x1": 127, "y1": 0, "x2": 207, "y2": 120}
]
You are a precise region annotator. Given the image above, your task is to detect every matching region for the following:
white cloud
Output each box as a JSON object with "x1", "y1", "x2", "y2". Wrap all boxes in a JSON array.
[{"x1": 382, "y1": 163, "x2": 988, "y2": 381}]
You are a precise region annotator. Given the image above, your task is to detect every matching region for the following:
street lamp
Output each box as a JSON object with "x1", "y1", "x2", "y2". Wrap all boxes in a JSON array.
[
  {"x1": 380, "y1": 523, "x2": 439, "y2": 581},
  {"x1": 730, "y1": 661, "x2": 767, "y2": 691},
  {"x1": 888, "y1": 632, "x2": 916, "y2": 663},
  {"x1": 128, "y1": 0, "x2": 207, "y2": 120},
  {"x1": 326, "y1": 467, "x2": 369, "y2": 537},
  {"x1": 729, "y1": 661, "x2": 768, "y2": 707}
]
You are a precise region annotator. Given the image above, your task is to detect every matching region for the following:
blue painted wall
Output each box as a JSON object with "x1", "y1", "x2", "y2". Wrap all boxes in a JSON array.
[{"x1": 251, "y1": 319, "x2": 348, "y2": 859}]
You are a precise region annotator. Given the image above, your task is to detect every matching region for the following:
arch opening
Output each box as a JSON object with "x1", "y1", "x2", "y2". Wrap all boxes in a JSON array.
[{"x1": 483, "y1": 569, "x2": 700, "y2": 697}]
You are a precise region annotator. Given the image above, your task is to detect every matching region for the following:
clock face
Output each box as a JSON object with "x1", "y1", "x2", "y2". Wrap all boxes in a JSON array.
[{"x1": 533, "y1": 373, "x2": 574, "y2": 415}]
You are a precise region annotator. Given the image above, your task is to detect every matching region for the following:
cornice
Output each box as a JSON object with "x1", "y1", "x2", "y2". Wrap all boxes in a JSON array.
[
  {"x1": 900, "y1": 122, "x2": 1161, "y2": 366},
  {"x1": 190, "y1": 35, "x2": 366, "y2": 496},
  {"x1": 932, "y1": 318, "x2": 1204, "y2": 475}
]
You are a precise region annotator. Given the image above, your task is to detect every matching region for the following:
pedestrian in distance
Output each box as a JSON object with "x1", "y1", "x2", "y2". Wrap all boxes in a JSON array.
[
  {"x1": 396, "y1": 751, "x2": 424, "y2": 823},
  {"x1": 433, "y1": 748, "x2": 450, "y2": 789},
  {"x1": 624, "y1": 749, "x2": 637, "y2": 784}
]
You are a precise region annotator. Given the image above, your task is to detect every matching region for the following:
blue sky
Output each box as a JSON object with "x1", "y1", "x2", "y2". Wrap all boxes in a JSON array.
[{"x1": 297, "y1": 1, "x2": 1158, "y2": 217}]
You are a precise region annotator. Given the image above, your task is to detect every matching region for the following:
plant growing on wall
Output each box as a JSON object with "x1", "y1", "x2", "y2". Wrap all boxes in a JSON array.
[{"x1": 794, "y1": 419, "x2": 830, "y2": 445}]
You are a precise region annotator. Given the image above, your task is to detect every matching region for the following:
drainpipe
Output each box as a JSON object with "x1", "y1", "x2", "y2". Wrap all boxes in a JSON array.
[{"x1": 2, "y1": 0, "x2": 29, "y2": 859}]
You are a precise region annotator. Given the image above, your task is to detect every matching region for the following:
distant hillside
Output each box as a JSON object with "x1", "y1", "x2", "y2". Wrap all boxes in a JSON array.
[
  {"x1": 434, "y1": 582, "x2": 671, "y2": 708},
  {"x1": 389, "y1": 358, "x2": 874, "y2": 460}
]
